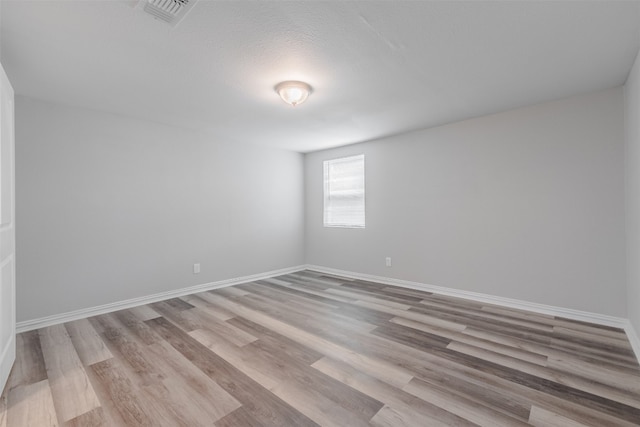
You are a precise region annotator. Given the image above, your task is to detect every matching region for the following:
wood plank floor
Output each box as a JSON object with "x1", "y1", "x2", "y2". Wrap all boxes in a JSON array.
[{"x1": 1, "y1": 270, "x2": 639, "y2": 426}]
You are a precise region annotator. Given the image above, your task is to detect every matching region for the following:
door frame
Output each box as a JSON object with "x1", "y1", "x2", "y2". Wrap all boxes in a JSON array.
[{"x1": 0, "y1": 62, "x2": 16, "y2": 393}]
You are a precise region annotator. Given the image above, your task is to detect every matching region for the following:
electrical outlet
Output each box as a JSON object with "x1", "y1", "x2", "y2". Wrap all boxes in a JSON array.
[
  {"x1": 193, "y1": 263, "x2": 200, "y2": 274},
  {"x1": 385, "y1": 257, "x2": 392, "y2": 267}
]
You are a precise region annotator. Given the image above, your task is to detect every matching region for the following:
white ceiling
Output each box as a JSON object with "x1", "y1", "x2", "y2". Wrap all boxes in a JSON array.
[{"x1": 2, "y1": 1, "x2": 639, "y2": 153}]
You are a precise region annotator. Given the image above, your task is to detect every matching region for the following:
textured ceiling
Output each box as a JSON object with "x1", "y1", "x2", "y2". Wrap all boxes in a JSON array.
[{"x1": 2, "y1": 1, "x2": 639, "y2": 152}]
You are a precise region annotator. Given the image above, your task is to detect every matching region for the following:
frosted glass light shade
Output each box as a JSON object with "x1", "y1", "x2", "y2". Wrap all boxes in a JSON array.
[{"x1": 275, "y1": 81, "x2": 312, "y2": 106}]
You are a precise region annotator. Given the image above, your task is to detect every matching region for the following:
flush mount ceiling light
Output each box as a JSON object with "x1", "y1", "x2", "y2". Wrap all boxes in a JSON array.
[{"x1": 275, "y1": 81, "x2": 312, "y2": 106}]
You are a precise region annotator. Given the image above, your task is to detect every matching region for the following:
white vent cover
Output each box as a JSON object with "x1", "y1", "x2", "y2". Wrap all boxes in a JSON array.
[{"x1": 137, "y1": 0, "x2": 196, "y2": 27}]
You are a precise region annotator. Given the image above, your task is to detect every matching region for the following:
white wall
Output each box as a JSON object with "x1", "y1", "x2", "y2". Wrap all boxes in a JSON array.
[
  {"x1": 626, "y1": 51, "x2": 640, "y2": 335},
  {"x1": 306, "y1": 88, "x2": 626, "y2": 317},
  {"x1": 16, "y1": 96, "x2": 305, "y2": 322}
]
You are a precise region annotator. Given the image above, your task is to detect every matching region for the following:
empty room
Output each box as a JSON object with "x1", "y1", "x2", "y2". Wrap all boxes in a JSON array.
[{"x1": 1, "y1": 0, "x2": 640, "y2": 426}]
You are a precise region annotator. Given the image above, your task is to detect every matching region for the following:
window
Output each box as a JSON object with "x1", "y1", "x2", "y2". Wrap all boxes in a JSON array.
[{"x1": 323, "y1": 154, "x2": 365, "y2": 228}]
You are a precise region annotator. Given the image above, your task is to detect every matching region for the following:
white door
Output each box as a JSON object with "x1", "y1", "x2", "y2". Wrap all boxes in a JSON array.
[{"x1": 0, "y1": 62, "x2": 15, "y2": 392}]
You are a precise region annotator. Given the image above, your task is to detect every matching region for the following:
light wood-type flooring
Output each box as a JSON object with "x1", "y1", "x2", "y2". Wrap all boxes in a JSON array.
[{"x1": 1, "y1": 270, "x2": 639, "y2": 426}]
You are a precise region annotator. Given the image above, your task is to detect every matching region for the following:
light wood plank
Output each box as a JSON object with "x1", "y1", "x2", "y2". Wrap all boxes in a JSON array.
[
  {"x1": 7, "y1": 380, "x2": 58, "y2": 426},
  {"x1": 89, "y1": 359, "x2": 152, "y2": 426},
  {"x1": 403, "y1": 376, "x2": 531, "y2": 427},
  {"x1": 313, "y1": 356, "x2": 523, "y2": 426},
  {"x1": 326, "y1": 287, "x2": 414, "y2": 310},
  {"x1": 6, "y1": 330, "x2": 47, "y2": 389},
  {"x1": 187, "y1": 308, "x2": 258, "y2": 346},
  {"x1": 553, "y1": 326, "x2": 633, "y2": 347},
  {"x1": 419, "y1": 298, "x2": 556, "y2": 333},
  {"x1": 370, "y1": 405, "x2": 452, "y2": 427},
  {"x1": 64, "y1": 319, "x2": 112, "y2": 366},
  {"x1": 148, "y1": 339, "x2": 242, "y2": 421},
  {"x1": 181, "y1": 294, "x2": 235, "y2": 321},
  {"x1": 391, "y1": 316, "x2": 549, "y2": 366},
  {"x1": 189, "y1": 328, "x2": 280, "y2": 390},
  {"x1": 546, "y1": 353, "x2": 640, "y2": 394},
  {"x1": 446, "y1": 341, "x2": 640, "y2": 410},
  {"x1": 201, "y1": 292, "x2": 415, "y2": 388},
  {"x1": 463, "y1": 325, "x2": 638, "y2": 372},
  {"x1": 127, "y1": 305, "x2": 161, "y2": 322},
  {"x1": 258, "y1": 279, "x2": 357, "y2": 303},
  {"x1": 95, "y1": 313, "x2": 236, "y2": 426},
  {"x1": 355, "y1": 299, "x2": 468, "y2": 331},
  {"x1": 528, "y1": 405, "x2": 591, "y2": 427},
  {"x1": 238, "y1": 290, "x2": 377, "y2": 335},
  {"x1": 63, "y1": 407, "x2": 107, "y2": 427},
  {"x1": 38, "y1": 325, "x2": 100, "y2": 422},
  {"x1": 270, "y1": 379, "x2": 374, "y2": 427},
  {"x1": 217, "y1": 286, "x2": 250, "y2": 297},
  {"x1": 146, "y1": 317, "x2": 319, "y2": 427}
]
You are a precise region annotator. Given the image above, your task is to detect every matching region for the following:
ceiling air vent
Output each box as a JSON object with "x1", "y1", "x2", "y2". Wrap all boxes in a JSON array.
[{"x1": 137, "y1": 0, "x2": 196, "y2": 27}]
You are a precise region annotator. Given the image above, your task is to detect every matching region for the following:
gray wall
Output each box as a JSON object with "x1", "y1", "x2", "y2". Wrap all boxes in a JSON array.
[
  {"x1": 16, "y1": 86, "x2": 630, "y2": 322},
  {"x1": 305, "y1": 88, "x2": 627, "y2": 317},
  {"x1": 626, "y1": 50, "x2": 640, "y2": 334},
  {"x1": 16, "y1": 96, "x2": 305, "y2": 322}
]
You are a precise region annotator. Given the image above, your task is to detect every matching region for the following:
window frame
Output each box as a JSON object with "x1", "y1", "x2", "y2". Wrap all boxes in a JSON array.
[{"x1": 323, "y1": 154, "x2": 366, "y2": 229}]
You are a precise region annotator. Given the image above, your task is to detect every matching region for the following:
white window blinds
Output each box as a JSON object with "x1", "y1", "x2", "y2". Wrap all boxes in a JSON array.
[{"x1": 323, "y1": 154, "x2": 365, "y2": 228}]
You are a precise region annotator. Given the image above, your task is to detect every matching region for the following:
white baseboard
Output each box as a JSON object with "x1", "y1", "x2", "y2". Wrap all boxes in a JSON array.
[
  {"x1": 625, "y1": 321, "x2": 640, "y2": 364},
  {"x1": 16, "y1": 265, "x2": 306, "y2": 333},
  {"x1": 304, "y1": 264, "x2": 629, "y2": 329}
]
